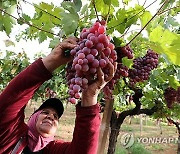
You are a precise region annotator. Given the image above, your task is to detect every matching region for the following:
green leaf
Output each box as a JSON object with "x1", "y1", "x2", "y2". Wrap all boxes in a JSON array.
[
  {"x1": 61, "y1": 1, "x2": 77, "y2": 14},
  {"x1": 149, "y1": 26, "x2": 180, "y2": 66},
  {"x1": 122, "y1": 57, "x2": 133, "y2": 68},
  {"x1": 103, "y1": 0, "x2": 111, "y2": 5},
  {"x1": 73, "y1": 0, "x2": 82, "y2": 12},
  {"x1": 167, "y1": 75, "x2": 180, "y2": 89},
  {"x1": 3, "y1": 15, "x2": 13, "y2": 36},
  {"x1": 140, "y1": 11, "x2": 152, "y2": 29},
  {"x1": 39, "y1": 2, "x2": 54, "y2": 12},
  {"x1": 80, "y1": 4, "x2": 88, "y2": 15},
  {"x1": 22, "y1": 14, "x2": 31, "y2": 22},
  {"x1": 34, "y1": 11, "x2": 43, "y2": 20},
  {"x1": 123, "y1": 0, "x2": 131, "y2": 5},
  {"x1": 95, "y1": 0, "x2": 115, "y2": 16},
  {"x1": 176, "y1": 68, "x2": 180, "y2": 81},
  {"x1": 0, "y1": 22, "x2": 4, "y2": 31},
  {"x1": 49, "y1": 38, "x2": 60, "y2": 48},
  {"x1": 38, "y1": 31, "x2": 47, "y2": 43},
  {"x1": 60, "y1": 11, "x2": 79, "y2": 35},
  {"x1": 114, "y1": 8, "x2": 127, "y2": 33},
  {"x1": 111, "y1": 0, "x2": 119, "y2": 7},
  {"x1": 17, "y1": 17, "x2": 24, "y2": 25},
  {"x1": 113, "y1": 37, "x2": 123, "y2": 47}
]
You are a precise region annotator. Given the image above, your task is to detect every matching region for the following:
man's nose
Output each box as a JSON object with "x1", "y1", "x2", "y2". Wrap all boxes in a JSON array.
[{"x1": 47, "y1": 113, "x2": 55, "y2": 120}]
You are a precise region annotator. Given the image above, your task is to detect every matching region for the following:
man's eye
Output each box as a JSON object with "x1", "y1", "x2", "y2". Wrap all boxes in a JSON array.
[
  {"x1": 42, "y1": 111, "x2": 49, "y2": 114},
  {"x1": 54, "y1": 114, "x2": 58, "y2": 120}
]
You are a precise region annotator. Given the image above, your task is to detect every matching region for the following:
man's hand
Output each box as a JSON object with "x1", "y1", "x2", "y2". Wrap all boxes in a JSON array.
[
  {"x1": 81, "y1": 60, "x2": 117, "y2": 107},
  {"x1": 42, "y1": 37, "x2": 78, "y2": 72}
]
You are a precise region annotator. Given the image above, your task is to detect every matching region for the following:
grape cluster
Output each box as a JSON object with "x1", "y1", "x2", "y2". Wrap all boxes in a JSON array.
[
  {"x1": 177, "y1": 87, "x2": 180, "y2": 103},
  {"x1": 164, "y1": 87, "x2": 177, "y2": 108},
  {"x1": 116, "y1": 45, "x2": 134, "y2": 62},
  {"x1": 66, "y1": 21, "x2": 117, "y2": 104},
  {"x1": 103, "y1": 45, "x2": 134, "y2": 99},
  {"x1": 128, "y1": 49, "x2": 159, "y2": 86}
]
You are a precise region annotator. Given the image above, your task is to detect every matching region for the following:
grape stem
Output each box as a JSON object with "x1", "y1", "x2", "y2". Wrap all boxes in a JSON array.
[
  {"x1": 92, "y1": 0, "x2": 100, "y2": 21},
  {"x1": 127, "y1": 0, "x2": 170, "y2": 45},
  {"x1": 105, "y1": 5, "x2": 111, "y2": 23}
]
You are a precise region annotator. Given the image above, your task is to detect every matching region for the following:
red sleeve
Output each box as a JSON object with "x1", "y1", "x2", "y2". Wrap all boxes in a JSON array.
[
  {"x1": 0, "y1": 58, "x2": 52, "y2": 153},
  {"x1": 0, "y1": 58, "x2": 52, "y2": 123},
  {"x1": 45, "y1": 103, "x2": 101, "y2": 154}
]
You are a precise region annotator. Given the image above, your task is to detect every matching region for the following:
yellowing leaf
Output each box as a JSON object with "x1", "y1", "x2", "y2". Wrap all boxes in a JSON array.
[
  {"x1": 140, "y1": 11, "x2": 152, "y2": 29},
  {"x1": 149, "y1": 26, "x2": 180, "y2": 66}
]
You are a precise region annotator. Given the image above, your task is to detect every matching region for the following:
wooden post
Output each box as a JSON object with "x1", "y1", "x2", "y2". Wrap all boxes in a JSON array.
[
  {"x1": 98, "y1": 98, "x2": 114, "y2": 154},
  {"x1": 140, "y1": 114, "x2": 143, "y2": 136}
]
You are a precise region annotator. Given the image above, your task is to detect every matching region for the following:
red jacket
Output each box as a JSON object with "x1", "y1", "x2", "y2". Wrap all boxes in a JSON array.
[{"x1": 0, "y1": 59, "x2": 100, "y2": 154}]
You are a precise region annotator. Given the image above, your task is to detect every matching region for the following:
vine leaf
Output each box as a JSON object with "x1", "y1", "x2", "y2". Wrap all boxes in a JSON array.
[
  {"x1": 149, "y1": 26, "x2": 180, "y2": 66},
  {"x1": 38, "y1": 31, "x2": 47, "y2": 43},
  {"x1": 60, "y1": 2, "x2": 79, "y2": 35},
  {"x1": 168, "y1": 75, "x2": 180, "y2": 89},
  {"x1": 61, "y1": 1, "x2": 77, "y2": 14},
  {"x1": 140, "y1": 11, "x2": 152, "y2": 31},
  {"x1": 95, "y1": 0, "x2": 115, "y2": 15},
  {"x1": 73, "y1": 0, "x2": 82, "y2": 12},
  {"x1": 60, "y1": 11, "x2": 79, "y2": 35},
  {"x1": 49, "y1": 37, "x2": 59, "y2": 48},
  {"x1": 3, "y1": 15, "x2": 14, "y2": 36},
  {"x1": 122, "y1": 57, "x2": 133, "y2": 68},
  {"x1": 103, "y1": 0, "x2": 111, "y2": 5}
]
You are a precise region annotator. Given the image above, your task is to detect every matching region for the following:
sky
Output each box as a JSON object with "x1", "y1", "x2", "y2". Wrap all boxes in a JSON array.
[{"x1": 0, "y1": 0, "x2": 174, "y2": 62}]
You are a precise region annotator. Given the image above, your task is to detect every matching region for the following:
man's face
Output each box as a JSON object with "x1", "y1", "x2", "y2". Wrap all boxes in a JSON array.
[{"x1": 36, "y1": 108, "x2": 59, "y2": 138}]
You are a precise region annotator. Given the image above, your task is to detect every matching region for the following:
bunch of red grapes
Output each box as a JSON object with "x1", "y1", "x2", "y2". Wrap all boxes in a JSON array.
[
  {"x1": 128, "y1": 49, "x2": 159, "y2": 86},
  {"x1": 164, "y1": 87, "x2": 177, "y2": 108},
  {"x1": 66, "y1": 21, "x2": 117, "y2": 104},
  {"x1": 177, "y1": 87, "x2": 180, "y2": 103},
  {"x1": 164, "y1": 87, "x2": 180, "y2": 108},
  {"x1": 103, "y1": 45, "x2": 134, "y2": 98}
]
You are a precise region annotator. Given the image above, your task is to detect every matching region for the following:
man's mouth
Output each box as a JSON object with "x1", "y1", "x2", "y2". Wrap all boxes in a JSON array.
[{"x1": 42, "y1": 120, "x2": 53, "y2": 126}]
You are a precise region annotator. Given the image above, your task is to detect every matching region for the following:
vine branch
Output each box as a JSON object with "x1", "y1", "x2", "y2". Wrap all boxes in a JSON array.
[
  {"x1": 142, "y1": 0, "x2": 147, "y2": 7},
  {"x1": 92, "y1": 0, "x2": 100, "y2": 21},
  {"x1": 167, "y1": 118, "x2": 180, "y2": 134},
  {"x1": 127, "y1": 0, "x2": 169, "y2": 45},
  {"x1": 22, "y1": 0, "x2": 61, "y2": 20},
  {"x1": 158, "y1": 5, "x2": 180, "y2": 15},
  {"x1": 106, "y1": 5, "x2": 111, "y2": 23},
  {"x1": 0, "y1": 8, "x2": 59, "y2": 37}
]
